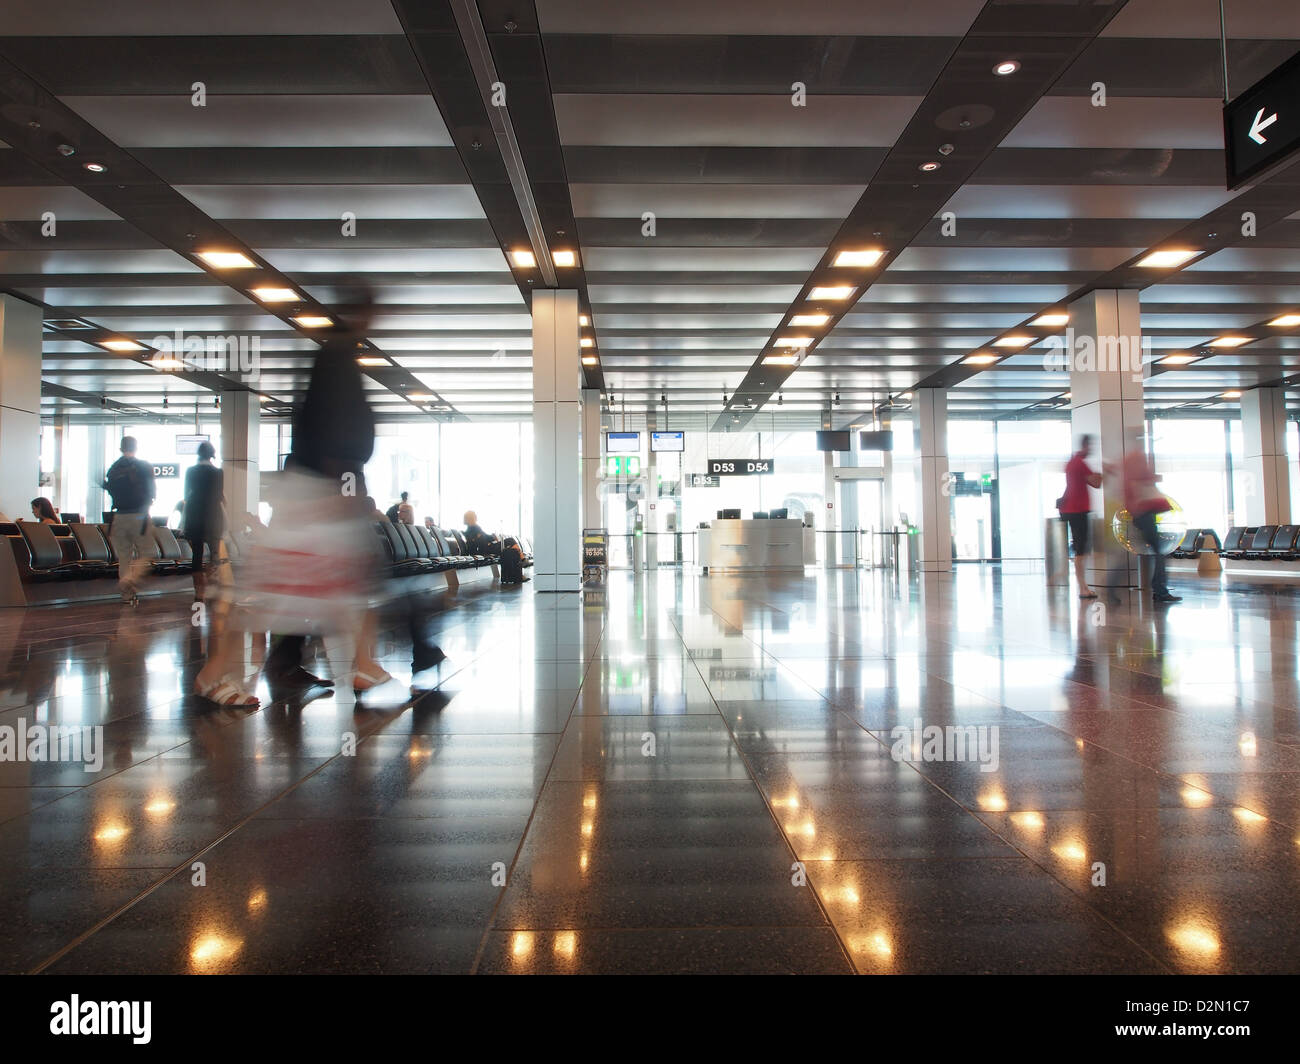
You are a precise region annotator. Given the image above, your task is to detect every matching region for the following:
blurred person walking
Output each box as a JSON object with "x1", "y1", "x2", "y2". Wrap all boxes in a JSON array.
[
  {"x1": 1121, "y1": 431, "x2": 1179, "y2": 604},
  {"x1": 1057, "y1": 434, "x2": 1102, "y2": 599},
  {"x1": 103, "y1": 436, "x2": 156, "y2": 605}
]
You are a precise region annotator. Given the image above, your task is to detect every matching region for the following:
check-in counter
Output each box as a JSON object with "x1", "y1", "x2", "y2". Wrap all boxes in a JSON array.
[{"x1": 697, "y1": 519, "x2": 810, "y2": 572}]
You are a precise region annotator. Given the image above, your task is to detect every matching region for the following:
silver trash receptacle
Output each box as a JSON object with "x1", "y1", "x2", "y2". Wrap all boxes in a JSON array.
[
  {"x1": 903, "y1": 530, "x2": 918, "y2": 573},
  {"x1": 1045, "y1": 517, "x2": 1071, "y2": 585}
]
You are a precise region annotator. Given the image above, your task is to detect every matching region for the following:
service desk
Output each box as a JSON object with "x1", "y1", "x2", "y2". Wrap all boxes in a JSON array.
[{"x1": 697, "y1": 519, "x2": 810, "y2": 572}]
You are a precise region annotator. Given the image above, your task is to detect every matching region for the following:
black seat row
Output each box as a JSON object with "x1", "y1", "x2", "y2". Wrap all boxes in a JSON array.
[
  {"x1": 1171, "y1": 528, "x2": 1224, "y2": 558},
  {"x1": 374, "y1": 520, "x2": 501, "y2": 577},
  {"x1": 2, "y1": 521, "x2": 193, "y2": 583},
  {"x1": 1220, "y1": 525, "x2": 1300, "y2": 560}
]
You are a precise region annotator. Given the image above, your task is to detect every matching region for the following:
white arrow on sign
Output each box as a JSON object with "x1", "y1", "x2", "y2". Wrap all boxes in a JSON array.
[{"x1": 1249, "y1": 107, "x2": 1279, "y2": 145}]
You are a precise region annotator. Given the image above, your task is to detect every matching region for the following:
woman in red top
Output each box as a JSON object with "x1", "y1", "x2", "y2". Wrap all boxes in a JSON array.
[{"x1": 1060, "y1": 435, "x2": 1102, "y2": 598}]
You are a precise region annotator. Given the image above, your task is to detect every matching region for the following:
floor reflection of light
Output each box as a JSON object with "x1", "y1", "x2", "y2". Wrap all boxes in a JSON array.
[
  {"x1": 1074, "y1": 738, "x2": 1086, "y2": 752},
  {"x1": 1010, "y1": 811, "x2": 1045, "y2": 831},
  {"x1": 144, "y1": 797, "x2": 175, "y2": 817},
  {"x1": 977, "y1": 790, "x2": 1007, "y2": 812},
  {"x1": 1167, "y1": 921, "x2": 1220, "y2": 959},
  {"x1": 94, "y1": 822, "x2": 130, "y2": 843},
  {"x1": 1180, "y1": 786, "x2": 1213, "y2": 808},
  {"x1": 582, "y1": 790, "x2": 598, "y2": 810},
  {"x1": 553, "y1": 931, "x2": 577, "y2": 960},
  {"x1": 247, "y1": 889, "x2": 268, "y2": 913},
  {"x1": 839, "y1": 887, "x2": 861, "y2": 906},
  {"x1": 848, "y1": 932, "x2": 893, "y2": 959},
  {"x1": 1239, "y1": 732, "x2": 1257, "y2": 757},
  {"x1": 1232, "y1": 806, "x2": 1266, "y2": 825},
  {"x1": 190, "y1": 933, "x2": 242, "y2": 969},
  {"x1": 581, "y1": 819, "x2": 594, "y2": 836},
  {"x1": 511, "y1": 932, "x2": 534, "y2": 958},
  {"x1": 579, "y1": 852, "x2": 589, "y2": 873},
  {"x1": 1051, "y1": 838, "x2": 1087, "y2": 863}
]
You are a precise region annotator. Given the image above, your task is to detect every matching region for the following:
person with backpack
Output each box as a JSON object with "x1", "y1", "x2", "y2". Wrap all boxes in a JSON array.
[{"x1": 103, "y1": 436, "x2": 156, "y2": 605}]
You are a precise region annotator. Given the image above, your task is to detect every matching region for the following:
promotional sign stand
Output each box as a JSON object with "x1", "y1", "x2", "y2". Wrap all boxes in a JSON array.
[{"x1": 582, "y1": 529, "x2": 607, "y2": 588}]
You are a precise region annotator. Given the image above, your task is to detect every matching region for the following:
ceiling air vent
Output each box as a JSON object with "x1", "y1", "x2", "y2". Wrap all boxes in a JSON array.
[{"x1": 43, "y1": 318, "x2": 95, "y2": 330}]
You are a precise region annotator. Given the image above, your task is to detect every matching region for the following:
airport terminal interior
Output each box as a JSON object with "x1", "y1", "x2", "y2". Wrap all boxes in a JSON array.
[{"x1": 3, "y1": 0, "x2": 1300, "y2": 977}]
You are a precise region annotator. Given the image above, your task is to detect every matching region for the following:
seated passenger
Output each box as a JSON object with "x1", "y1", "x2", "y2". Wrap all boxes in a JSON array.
[
  {"x1": 463, "y1": 510, "x2": 502, "y2": 556},
  {"x1": 27, "y1": 497, "x2": 59, "y2": 524},
  {"x1": 385, "y1": 491, "x2": 414, "y2": 525}
]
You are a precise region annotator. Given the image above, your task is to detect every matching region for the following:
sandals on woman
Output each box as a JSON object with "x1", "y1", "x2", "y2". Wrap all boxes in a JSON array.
[
  {"x1": 194, "y1": 677, "x2": 260, "y2": 707},
  {"x1": 352, "y1": 667, "x2": 394, "y2": 694}
]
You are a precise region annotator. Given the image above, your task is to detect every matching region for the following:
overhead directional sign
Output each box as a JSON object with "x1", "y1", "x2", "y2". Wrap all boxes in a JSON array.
[
  {"x1": 1224, "y1": 49, "x2": 1300, "y2": 189},
  {"x1": 706, "y1": 459, "x2": 775, "y2": 476}
]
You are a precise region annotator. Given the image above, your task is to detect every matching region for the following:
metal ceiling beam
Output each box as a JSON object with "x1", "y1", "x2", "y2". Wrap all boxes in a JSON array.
[
  {"x1": 0, "y1": 50, "x2": 461, "y2": 422},
  {"x1": 712, "y1": 0, "x2": 1134, "y2": 432},
  {"x1": 389, "y1": 0, "x2": 605, "y2": 391}
]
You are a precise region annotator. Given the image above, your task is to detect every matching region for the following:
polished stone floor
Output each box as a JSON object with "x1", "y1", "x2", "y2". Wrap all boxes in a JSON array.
[{"x1": 1, "y1": 565, "x2": 1297, "y2": 974}]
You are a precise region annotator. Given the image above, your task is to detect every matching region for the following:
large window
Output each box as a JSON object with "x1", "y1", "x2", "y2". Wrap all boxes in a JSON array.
[{"x1": 1154, "y1": 419, "x2": 1231, "y2": 536}]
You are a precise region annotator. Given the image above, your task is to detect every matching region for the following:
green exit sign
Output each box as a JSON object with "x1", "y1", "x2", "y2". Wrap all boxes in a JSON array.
[{"x1": 606, "y1": 456, "x2": 641, "y2": 476}]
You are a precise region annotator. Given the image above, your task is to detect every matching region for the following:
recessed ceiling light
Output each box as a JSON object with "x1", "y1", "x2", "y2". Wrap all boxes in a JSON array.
[
  {"x1": 257, "y1": 394, "x2": 272, "y2": 403},
  {"x1": 810, "y1": 286, "x2": 855, "y2": 300},
  {"x1": 580, "y1": 337, "x2": 594, "y2": 348},
  {"x1": 919, "y1": 161, "x2": 941, "y2": 172},
  {"x1": 197, "y1": 250, "x2": 255, "y2": 269},
  {"x1": 994, "y1": 335, "x2": 1033, "y2": 348},
  {"x1": 83, "y1": 162, "x2": 106, "y2": 173},
  {"x1": 762, "y1": 354, "x2": 801, "y2": 366},
  {"x1": 581, "y1": 355, "x2": 599, "y2": 366},
  {"x1": 356, "y1": 356, "x2": 389, "y2": 367},
  {"x1": 292, "y1": 315, "x2": 333, "y2": 328},
  {"x1": 579, "y1": 314, "x2": 590, "y2": 326},
  {"x1": 775, "y1": 336, "x2": 814, "y2": 348},
  {"x1": 1221, "y1": 390, "x2": 1242, "y2": 398},
  {"x1": 1032, "y1": 312, "x2": 1069, "y2": 326},
  {"x1": 1158, "y1": 353, "x2": 1199, "y2": 365},
  {"x1": 510, "y1": 249, "x2": 536, "y2": 268},
  {"x1": 250, "y1": 286, "x2": 297, "y2": 303},
  {"x1": 963, "y1": 353, "x2": 999, "y2": 365},
  {"x1": 1268, "y1": 313, "x2": 1300, "y2": 327},
  {"x1": 552, "y1": 250, "x2": 576, "y2": 267},
  {"x1": 1062, "y1": 392, "x2": 1072, "y2": 399},
  {"x1": 101, "y1": 339, "x2": 146, "y2": 352},
  {"x1": 407, "y1": 392, "x2": 434, "y2": 401},
  {"x1": 1209, "y1": 336, "x2": 1251, "y2": 347},
  {"x1": 149, "y1": 357, "x2": 186, "y2": 371},
  {"x1": 1136, "y1": 249, "x2": 1199, "y2": 268},
  {"x1": 790, "y1": 313, "x2": 830, "y2": 327},
  {"x1": 833, "y1": 249, "x2": 885, "y2": 268},
  {"x1": 994, "y1": 60, "x2": 1021, "y2": 76}
]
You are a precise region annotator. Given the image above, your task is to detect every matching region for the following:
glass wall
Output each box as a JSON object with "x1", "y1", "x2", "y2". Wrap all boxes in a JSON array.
[{"x1": 1152, "y1": 419, "x2": 1231, "y2": 536}]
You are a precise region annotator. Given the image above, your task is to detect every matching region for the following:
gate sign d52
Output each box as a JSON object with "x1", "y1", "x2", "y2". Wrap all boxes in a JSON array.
[
  {"x1": 706, "y1": 459, "x2": 775, "y2": 476},
  {"x1": 1225, "y1": 49, "x2": 1300, "y2": 189}
]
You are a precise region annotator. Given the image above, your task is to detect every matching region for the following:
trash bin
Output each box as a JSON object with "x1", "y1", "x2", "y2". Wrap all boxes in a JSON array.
[
  {"x1": 1045, "y1": 517, "x2": 1070, "y2": 585},
  {"x1": 903, "y1": 530, "x2": 918, "y2": 573}
]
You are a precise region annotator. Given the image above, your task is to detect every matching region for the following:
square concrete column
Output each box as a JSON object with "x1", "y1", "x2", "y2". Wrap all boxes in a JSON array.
[
  {"x1": 532, "y1": 290, "x2": 582, "y2": 592},
  {"x1": 914, "y1": 388, "x2": 951, "y2": 573},
  {"x1": 1241, "y1": 386, "x2": 1290, "y2": 525},
  {"x1": 1067, "y1": 289, "x2": 1145, "y2": 589},
  {"x1": 0, "y1": 295, "x2": 42, "y2": 521},
  {"x1": 220, "y1": 391, "x2": 260, "y2": 523},
  {"x1": 582, "y1": 387, "x2": 602, "y2": 532}
]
